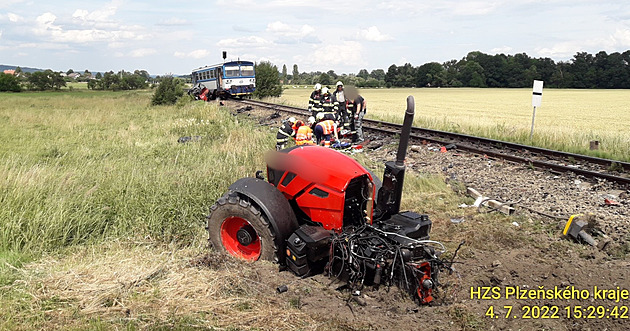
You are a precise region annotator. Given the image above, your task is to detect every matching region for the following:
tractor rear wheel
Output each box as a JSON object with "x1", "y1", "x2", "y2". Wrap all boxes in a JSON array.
[{"x1": 207, "y1": 193, "x2": 278, "y2": 262}]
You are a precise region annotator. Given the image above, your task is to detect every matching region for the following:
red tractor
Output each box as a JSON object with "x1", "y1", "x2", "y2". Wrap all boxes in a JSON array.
[{"x1": 207, "y1": 97, "x2": 453, "y2": 304}]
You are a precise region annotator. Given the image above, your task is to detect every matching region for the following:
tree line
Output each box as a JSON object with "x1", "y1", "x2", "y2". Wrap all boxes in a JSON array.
[
  {"x1": 282, "y1": 50, "x2": 630, "y2": 89},
  {"x1": 0, "y1": 67, "x2": 153, "y2": 92}
]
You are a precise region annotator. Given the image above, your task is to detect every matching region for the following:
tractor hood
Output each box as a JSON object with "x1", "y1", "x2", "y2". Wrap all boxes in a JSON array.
[{"x1": 266, "y1": 145, "x2": 370, "y2": 194}]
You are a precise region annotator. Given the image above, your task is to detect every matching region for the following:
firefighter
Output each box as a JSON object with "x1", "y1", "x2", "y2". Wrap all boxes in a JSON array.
[
  {"x1": 314, "y1": 113, "x2": 338, "y2": 148},
  {"x1": 332, "y1": 81, "x2": 350, "y2": 133},
  {"x1": 308, "y1": 83, "x2": 324, "y2": 118},
  {"x1": 276, "y1": 117, "x2": 297, "y2": 150},
  {"x1": 295, "y1": 119, "x2": 315, "y2": 146},
  {"x1": 320, "y1": 87, "x2": 335, "y2": 120}
]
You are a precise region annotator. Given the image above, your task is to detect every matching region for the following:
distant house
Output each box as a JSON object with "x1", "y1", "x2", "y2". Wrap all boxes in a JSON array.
[
  {"x1": 3, "y1": 69, "x2": 15, "y2": 75},
  {"x1": 68, "y1": 72, "x2": 81, "y2": 79}
]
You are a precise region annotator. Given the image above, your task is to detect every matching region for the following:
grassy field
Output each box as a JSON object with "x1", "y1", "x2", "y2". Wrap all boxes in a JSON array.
[{"x1": 274, "y1": 87, "x2": 630, "y2": 162}]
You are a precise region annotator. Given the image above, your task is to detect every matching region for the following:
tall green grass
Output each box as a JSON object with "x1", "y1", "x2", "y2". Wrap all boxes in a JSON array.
[{"x1": 0, "y1": 90, "x2": 274, "y2": 252}]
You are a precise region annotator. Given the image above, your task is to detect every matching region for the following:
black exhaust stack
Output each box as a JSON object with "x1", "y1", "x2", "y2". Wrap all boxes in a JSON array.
[{"x1": 374, "y1": 96, "x2": 415, "y2": 221}]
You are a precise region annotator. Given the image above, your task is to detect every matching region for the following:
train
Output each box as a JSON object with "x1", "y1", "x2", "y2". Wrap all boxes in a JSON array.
[{"x1": 189, "y1": 60, "x2": 256, "y2": 100}]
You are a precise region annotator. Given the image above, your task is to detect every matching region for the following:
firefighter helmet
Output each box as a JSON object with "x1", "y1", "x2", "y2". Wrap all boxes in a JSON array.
[
  {"x1": 307, "y1": 116, "x2": 315, "y2": 124},
  {"x1": 314, "y1": 83, "x2": 322, "y2": 90},
  {"x1": 321, "y1": 87, "x2": 329, "y2": 94},
  {"x1": 336, "y1": 81, "x2": 343, "y2": 87},
  {"x1": 288, "y1": 117, "x2": 296, "y2": 124},
  {"x1": 316, "y1": 113, "x2": 325, "y2": 121}
]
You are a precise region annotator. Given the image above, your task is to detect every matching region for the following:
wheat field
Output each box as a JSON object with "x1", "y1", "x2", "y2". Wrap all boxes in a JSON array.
[{"x1": 275, "y1": 87, "x2": 630, "y2": 161}]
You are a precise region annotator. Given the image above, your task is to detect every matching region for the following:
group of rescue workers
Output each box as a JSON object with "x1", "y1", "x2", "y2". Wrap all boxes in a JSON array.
[{"x1": 276, "y1": 81, "x2": 367, "y2": 150}]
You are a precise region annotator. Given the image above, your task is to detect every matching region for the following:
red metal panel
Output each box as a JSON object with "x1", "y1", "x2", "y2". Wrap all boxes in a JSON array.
[{"x1": 295, "y1": 185, "x2": 345, "y2": 230}]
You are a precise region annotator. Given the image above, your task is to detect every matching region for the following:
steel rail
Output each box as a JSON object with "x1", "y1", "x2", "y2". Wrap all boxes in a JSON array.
[{"x1": 235, "y1": 99, "x2": 630, "y2": 185}]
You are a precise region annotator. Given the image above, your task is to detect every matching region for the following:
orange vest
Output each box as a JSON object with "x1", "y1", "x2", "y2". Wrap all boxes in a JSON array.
[
  {"x1": 318, "y1": 120, "x2": 335, "y2": 135},
  {"x1": 295, "y1": 125, "x2": 314, "y2": 145}
]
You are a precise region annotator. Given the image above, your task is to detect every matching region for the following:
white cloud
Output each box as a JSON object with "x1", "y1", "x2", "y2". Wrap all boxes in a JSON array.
[
  {"x1": 108, "y1": 41, "x2": 125, "y2": 49},
  {"x1": 158, "y1": 17, "x2": 188, "y2": 26},
  {"x1": 72, "y1": 0, "x2": 120, "y2": 23},
  {"x1": 7, "y1": 13, "x2": 23, "y2": 22},
  {"x1": 130, "y1": 48, "x2": 156, "y2": 57},
  {"x1": 490, "y1": 46, "x2": 513, "y2": 54},
  {"x1": 217, "y1": 36, "x2": 271, "y2": 48},
  {"x1": 450, "y1": 1, "x2": 500, "y2": 16},
  {"x1": 266, "y1": 21, "x2": 316, "y2": 43},
  {"x1": 536, "y1": 28, "x2": 630, "y2": 58},
  {"x1": 0, "y1": 0, "x2": 24, "y2": 10},
  {"x1": 174, "y1": 49, "x2": 211, "y2": 59},
  {"x1": 32, "y1": 11, "x2": 143, "y2": 44},
  {"x1": 612, "y1": 28, "x2": 630, "y2": 47},
  {"x1": 357, "y1": 26, "x2": 393, "y2": 42},
  {"x1": 311, "y1": 41, "x2": 367, "y2": 67}
]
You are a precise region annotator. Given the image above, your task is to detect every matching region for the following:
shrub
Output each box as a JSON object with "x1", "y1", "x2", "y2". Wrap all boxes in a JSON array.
[
  {"x1": 0, "y1": 73, "x2": 21, "y2": 92},
  {"x1": 253, "y1": 61, "x2": 282, "y2": 98},
  {"x1": 151, "y1": 76, "x2": 184, "y2": 105}
]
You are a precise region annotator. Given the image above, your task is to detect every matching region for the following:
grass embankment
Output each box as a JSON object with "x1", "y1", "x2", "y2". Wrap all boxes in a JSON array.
[
  {"x1": 0, "y1": 90, "x2": 284, "y2": 328},
  {"x1": 277, "y1": 87, "x2": 630, "y2": 162}
]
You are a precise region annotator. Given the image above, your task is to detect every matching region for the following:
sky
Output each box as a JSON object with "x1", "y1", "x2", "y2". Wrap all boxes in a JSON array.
[{"x1": 1, "y1": 0, "x2": 630, "y2": 76}]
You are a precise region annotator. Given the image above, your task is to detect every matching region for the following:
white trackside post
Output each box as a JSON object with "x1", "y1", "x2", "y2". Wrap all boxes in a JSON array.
[{"x1": 530, "y1": 80, "x2": 544, "y2": 140}]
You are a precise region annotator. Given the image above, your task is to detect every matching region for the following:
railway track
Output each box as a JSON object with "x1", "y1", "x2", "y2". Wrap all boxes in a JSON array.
[{"x1": 235, "y1": 99, "x2": 630, "y2": 186}]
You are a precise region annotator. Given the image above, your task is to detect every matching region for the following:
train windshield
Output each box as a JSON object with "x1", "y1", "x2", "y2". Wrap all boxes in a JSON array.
[
  {"x1": 225, "y1": 66, "x2": 240, "y2": 77},
  {"x1": 241, "y1": 65, "x2": 254, "y2": 77}
]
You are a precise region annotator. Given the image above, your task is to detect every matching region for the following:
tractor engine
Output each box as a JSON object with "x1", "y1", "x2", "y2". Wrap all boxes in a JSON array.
[{"x1": 207, "y1": 96, "x2": 454, "y2": 305}]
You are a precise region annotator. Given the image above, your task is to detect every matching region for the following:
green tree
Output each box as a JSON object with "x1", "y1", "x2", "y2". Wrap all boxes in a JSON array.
[
  {"x1": 319, "y1": 72, "x2": 331, "y2": 86},
  {"x1": 151, "y1": 76, "x2": 184, "y2": 105},
  {"x1": 253, "y1": 61, "x2": 283, "y2": 98},
  {"x1": 292, "y1": 64, "x2": 300, "y2": 84},
  {"x1": 27, "y1": 71, "x2": 53, "y2": 91},
  {"x1": 357, "y1": 69, "x2": 370, "y2": 80},
  {"x1": 50, "y1": 70, "x2": 66, "y2": 90},
  {"x1": 0, "y1": 73, "x2": 21, "y2": 92},
  {"x1": 281, "y1": 64, "x2": 288, "y2": 84},
  {"x1": 369, "y1": 69, "x2": 385, "y2": 81}
]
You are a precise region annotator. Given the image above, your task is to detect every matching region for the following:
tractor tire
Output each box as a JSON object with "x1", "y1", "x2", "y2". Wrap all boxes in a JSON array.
[{"x1": 207, "y1": 193, "x2": 278, "y2": 262}]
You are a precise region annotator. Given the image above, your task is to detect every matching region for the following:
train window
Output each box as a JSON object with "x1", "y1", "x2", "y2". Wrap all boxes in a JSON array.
[
  {"x1": 241, "y1": 65, "x2": 254, "y2": 77},
  {"x1": 225, "y1": 66, "x2": 240, "y2": 77},
  {"x1": 210, "y1": 70, "x2": 214, "y2": 79}
]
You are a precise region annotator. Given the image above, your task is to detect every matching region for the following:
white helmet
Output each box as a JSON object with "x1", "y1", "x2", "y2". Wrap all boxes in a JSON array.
[
  {"x1": 288, "y1": 117, "x2": 296, "y2": 124},
  {"x1": 307, "y1": 116, "x2": 315, "y2": 124},
  {"x1": 316, "y1": 113, "x2": 325, "y2": 120},
  {"x1": 314, "y1": 83, "x2": 322, "y2": 90},
  {"x1": 321, "y1": 87, "x2": 329, "y2": 94},
  {"x1": 336, "y1": 81, "x2": 343, "y2": 87}
]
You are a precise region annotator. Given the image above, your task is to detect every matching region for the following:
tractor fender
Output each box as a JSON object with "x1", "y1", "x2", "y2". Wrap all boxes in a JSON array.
[{"x1": 228, "y1": 177, "x2": 299, "y2": 257}]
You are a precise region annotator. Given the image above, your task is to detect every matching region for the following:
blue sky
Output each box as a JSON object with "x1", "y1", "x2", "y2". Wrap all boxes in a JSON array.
[{"x1": 1, "y1": 0, "x2": 630, "y2": 75}]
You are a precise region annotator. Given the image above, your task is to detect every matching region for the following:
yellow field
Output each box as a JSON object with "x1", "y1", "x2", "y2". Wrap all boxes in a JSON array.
[{"x1": 273, "y1": 87, "x2": 630, "y2": 161}]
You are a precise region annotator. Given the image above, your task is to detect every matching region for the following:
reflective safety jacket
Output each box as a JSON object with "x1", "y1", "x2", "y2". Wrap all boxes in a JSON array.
[
  {"x1": 276, "y1": 121, "x2": 295, "y2": 144},
  {"x1": 295, "y1": 125, "x2": 314, "y2": 145},
  {"x1": 316, "y1": 119, "x2": 336, "y2": 135},
  {"x1": 321, "y1": 95, "x2": 335, "y2": 113},
  {"x1": 308, "y1": 91, "x2": 323, "y2": 112}
]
